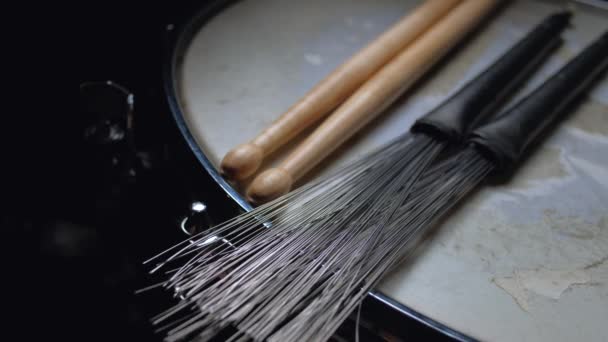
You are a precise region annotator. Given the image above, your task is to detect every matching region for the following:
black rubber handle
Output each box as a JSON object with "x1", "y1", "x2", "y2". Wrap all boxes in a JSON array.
[
  {"x1": 411, "y1": 12, "x2": 571, "y2": 142},
  {"x1": 469, "y1": 31, "x2": 608, "y2": 170}
]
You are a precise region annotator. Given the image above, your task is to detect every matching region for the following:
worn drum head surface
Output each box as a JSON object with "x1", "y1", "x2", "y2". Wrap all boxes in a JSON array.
[{"x1": 176, "y1": 0, "x2": 608, "y2": 341}]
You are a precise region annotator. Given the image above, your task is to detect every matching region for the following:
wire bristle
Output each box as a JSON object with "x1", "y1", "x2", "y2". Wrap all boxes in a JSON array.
[{"x1": 147, "y1": 134, "x2": 495, "y2": 342}]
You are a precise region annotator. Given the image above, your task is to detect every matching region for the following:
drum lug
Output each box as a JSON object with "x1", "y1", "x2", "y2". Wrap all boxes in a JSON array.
[{"x1": 180, "y1": 201, "x2": 214, "y2": 237}]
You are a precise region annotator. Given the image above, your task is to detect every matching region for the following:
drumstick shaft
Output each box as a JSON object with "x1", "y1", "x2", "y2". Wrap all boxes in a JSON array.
[
  {"x1": 283, "y1": 0, "x2": 499, "y2": 180},
  {"x1": 247, "y1": 0, "x2": 499, "y2": 203},
  {"x1": 252, "y1": 0, "x2": 461, "y2": 154},
  {"x1": 220, "y1": 0, "x2": 461, "y2": 180}
]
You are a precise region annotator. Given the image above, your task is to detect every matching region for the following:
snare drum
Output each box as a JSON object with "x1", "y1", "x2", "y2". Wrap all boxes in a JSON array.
[{"x1": 164, "y1": 0, "x2": 608, "y2": 341}]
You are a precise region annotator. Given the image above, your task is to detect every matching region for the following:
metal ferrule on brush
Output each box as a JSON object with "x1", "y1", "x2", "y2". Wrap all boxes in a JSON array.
[
  {"x1": 469, "y1": 31, "x2": 608, "y2": 170},
  {"x1": 411, "y1": 12, "x2": 571, "y2": 142}
]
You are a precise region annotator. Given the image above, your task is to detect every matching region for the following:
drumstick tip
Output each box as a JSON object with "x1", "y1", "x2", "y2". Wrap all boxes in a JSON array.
[
  {"x1": 246, "y1": 168, "x2": 293, "y2": 204},
  {"x1": 220, "y1": 143, "x2": 264, "y2": 181}
]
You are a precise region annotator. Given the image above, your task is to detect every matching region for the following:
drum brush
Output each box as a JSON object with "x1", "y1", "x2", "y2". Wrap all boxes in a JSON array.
[
  {"x1": 246, "y1": 0, "x2": 502, "y2": 204},
  {"x1": 220, "y1": 0, "x2": 462, "y2": 181},
  {"x1": 272, "y1": 31, "x2": 608, "y2": 342},
  {"x1": 145, "y1": 12, "x2": 573, "y2": 342}
]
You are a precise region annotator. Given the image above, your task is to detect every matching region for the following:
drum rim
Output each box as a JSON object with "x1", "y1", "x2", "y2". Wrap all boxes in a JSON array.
[
  {"x1": 163, "y1": 1, "x2": 474, "y2": 340},
  {"x1": 163, "y1": 0, "x2": 255, "y2": 214}
]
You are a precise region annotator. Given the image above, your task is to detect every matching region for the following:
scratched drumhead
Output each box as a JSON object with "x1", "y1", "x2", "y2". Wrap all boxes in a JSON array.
[{"x1": 176, "y1": 0, "x2": 608, "y2": 341}]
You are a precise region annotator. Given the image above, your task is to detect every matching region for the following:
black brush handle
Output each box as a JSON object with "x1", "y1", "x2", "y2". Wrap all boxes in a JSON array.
[
  {"x1": 470, "y1": 31, "x2": 608, "y2": 169},
  {"x1": 411, "y1": 12, "x2": 571, "y2": 141}
]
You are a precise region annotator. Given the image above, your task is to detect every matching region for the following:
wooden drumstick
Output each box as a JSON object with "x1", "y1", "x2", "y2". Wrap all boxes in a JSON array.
[
  {"x1": 247, "y1": 0, "x2": 500, "y2": 204},
  {"x1": 220, "y1": 0, "x2": 462, "y2": 181}
]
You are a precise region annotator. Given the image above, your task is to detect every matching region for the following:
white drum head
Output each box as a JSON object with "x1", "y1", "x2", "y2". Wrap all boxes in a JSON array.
[{"x1": 173, "y1": 0, "x2": 608, "y2": 341}]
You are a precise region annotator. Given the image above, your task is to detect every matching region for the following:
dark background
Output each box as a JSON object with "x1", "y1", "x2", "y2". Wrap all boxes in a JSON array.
[{"x1": 9, "y1": 1, "x2": 212, "y2": 341}]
